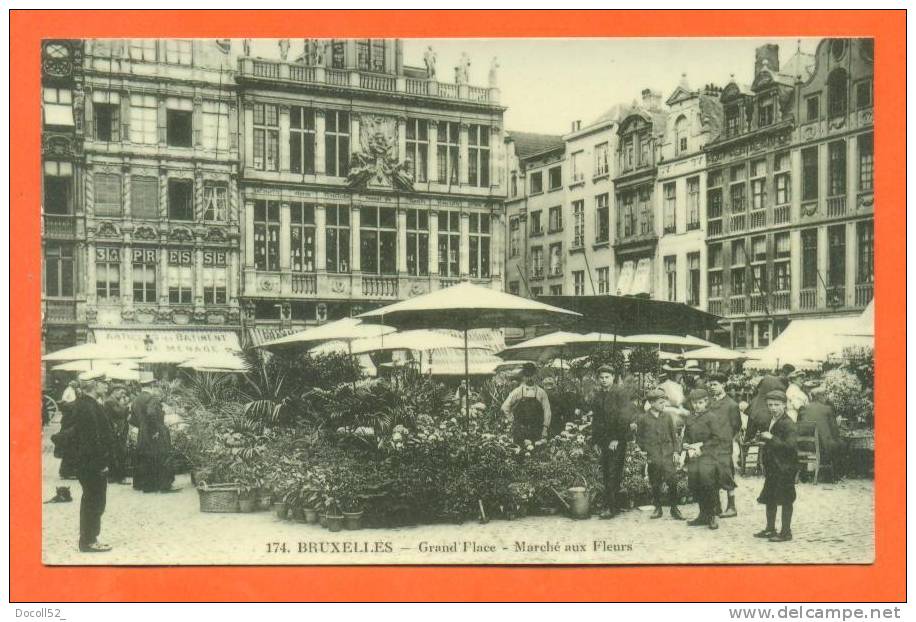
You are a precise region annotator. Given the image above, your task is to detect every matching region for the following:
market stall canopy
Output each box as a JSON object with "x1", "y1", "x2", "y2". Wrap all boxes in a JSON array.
[
  {"x1": 258, "y1": 318, "x2": 395, "y2": 350},
  {"x1": 51, "y1": 359, "x2": 139, "y2": 372},
  {"x1": 344, "y1": 329, "x2": 471, "y2": 355},
  {"x1": 686, "y1": 344, "x2": 757, "y2": 362},
  {"x1": 91, "y1": 328, "x2": 242, "y2": 360},
  {"x1": 618, "y1": 333, "x2": 715, "y2": 349},
  {"x1": 840, "y1": 300, "x2": 874, "y2": 337},
  {"x1": 140, "y1": 351, "x2": 197, "y2": 364},
  {"x1": 42, "y1": 342, "x2": 139, "y2": 362},
  {"x1": 497, "y1": 331, "x2": 595, "y2": 361},
  {"x1": 535, "y1": 295, "x2": 721, "y2": 335},
  {"x1": 357, "y1": 282, "x2": 582, "y2": 330},
  {"x1": 179, "y1": 352, "x2": 247, "y2": 373},
  {"x1": 744, "y1": 315, "x2": 873, "y2": 372}
]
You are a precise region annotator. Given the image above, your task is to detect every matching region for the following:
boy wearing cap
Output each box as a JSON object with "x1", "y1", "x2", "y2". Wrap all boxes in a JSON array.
[
  {"x1": 501, "y1": 362, "x2": 552, "y2": 444},
  {"x1": 707, "y1": 373, "x2": 741, "y2": 518},
  {"x1": 589, "y1": 365, "x2": 637, "y2": 519},
  {"x1": 636, "y1": 388, "x2": 684, "y2": 520},
  {"x1": 683, "y1": 388, "x2": 728, "y2": 530},
  {"x1": 754, "y1": 390, "x2": 798, "y2": 542}
]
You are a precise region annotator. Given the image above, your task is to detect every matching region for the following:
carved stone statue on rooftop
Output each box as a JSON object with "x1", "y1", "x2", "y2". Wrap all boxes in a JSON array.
[
  {"x1": 455, "y1": 52, "x2": 471, "y2": 84},
  {"x1": 423, "y1": 45, "x2": 437, "y2": 79},
  {"x1": 242, "y1": 39, "x2": 251, "y2": 57},
  {"x1": 278, "y1": 39, "x2": 290, "y2": 61},
  {"x1": 488, "y1": 57, "x2": 499, "y2": 88}
]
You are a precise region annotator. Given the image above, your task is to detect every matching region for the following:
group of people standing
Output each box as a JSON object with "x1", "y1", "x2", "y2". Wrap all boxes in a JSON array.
[
  {"x1": 501, "y1": 359, "x2": 842, "y2": 543},
  {"x1": 52, "y1": 376, "x2": 176, "y2": 553}
]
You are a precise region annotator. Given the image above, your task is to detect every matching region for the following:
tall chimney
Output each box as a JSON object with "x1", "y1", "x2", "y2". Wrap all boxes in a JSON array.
[{"x1": 755, "y1": 44, "x2": 780, "y2": 75}]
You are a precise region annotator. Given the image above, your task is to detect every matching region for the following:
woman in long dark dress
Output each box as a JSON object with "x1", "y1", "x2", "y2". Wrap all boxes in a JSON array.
[{"x1": 135, "y1": 394, "x2": 176, "y2": 492}]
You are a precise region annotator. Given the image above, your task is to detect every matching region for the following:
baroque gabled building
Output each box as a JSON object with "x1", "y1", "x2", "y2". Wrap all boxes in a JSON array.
[{"x1": 235, "y1": 39, "x2": 507, "y2": 342}]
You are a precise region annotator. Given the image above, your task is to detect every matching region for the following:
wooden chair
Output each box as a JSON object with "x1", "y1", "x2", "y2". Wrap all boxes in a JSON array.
[
  {"x1": 741, "y1": 441, "x2": 763, "y2": 476},
  {"x1": 796, "y1": 421, "x2": 822, "y2": 483}
]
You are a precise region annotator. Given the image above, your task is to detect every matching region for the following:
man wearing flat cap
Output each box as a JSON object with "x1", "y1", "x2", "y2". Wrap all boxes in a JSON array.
[
  {"x1": 755, "y1": 389, "x2": 798, "y2": 542},
  {"x1": 707, "y1": 372, "x2": 742, "y2": 518},
  {"x1": 785, "y1": 369, "x2": 809, "y2": 423},
  {"x1": 501, "y1": 362, "x2": 552, "y2": 444},
  {"x1": 588, "y1": 365, "x2": 637, "y2": 519},
  {"x1": 636, "y1": 388, "x2": 684, "y2": 520}
]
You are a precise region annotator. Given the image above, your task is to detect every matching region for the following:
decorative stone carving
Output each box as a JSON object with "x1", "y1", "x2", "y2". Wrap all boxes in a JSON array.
[
  {"x1": 243, "y1": 301, "x2": 256, "y2": 321},
  {"x1": 134, "y1": 225, "x2": 158, "y2": 241},
  {"x1": 347, "y1": 115, "x2": 413, "y2": 191},
  {"x1": 829, "y1": 116, "x2": 846, "y2": 131},
  {"x1": 423, "y1": 46, "x2": 437, "y2": 79},
  {"x1": 96, "y1": 221, "x2": 120, "y2": 239},
  {"x1": 169, "y1": 227, "x2": 194, "y2": 243},
  {"x1": 409, "y1": 281, "x2": 427, "y2": 297},
  {"x1": 278, "y1": 39, "x2": 290, "y2": 61},
  {"x1": 42, "y1": 134, "x2": 76, "y2": 158},
  {"x1": 488, "y1": 57, "x2": 499, "y2": 88},
  {"x1": 455, "y1": 52, "x2": 470, "y2": 85},
  {"x1": 193, "y1": 308, "x2": 208, "y2": 323},
  {"x1": 120, "y1": 308, "x2": 136, "y2": 321},
  {"x1": 227, "y1": 306, "x2": 241, "y2": 323},
  {"x1": 259, "y1": 279, "x2": 274, "y2": 292},
  {"x1": 154, "y1": 307, "x2": 174, "y2": 322},
  {"x1": 206, "y1": 227, "x2": 228, "y2": 242},
  {"x1": 858, "y1": 193, "x2": 874, "y2": 209},
  {"x1": 85, "y1": 307, "x2": 98, "y2": 323},
  {"x1": 330, "y1": 279, "x2": 347, "y2": 294}
]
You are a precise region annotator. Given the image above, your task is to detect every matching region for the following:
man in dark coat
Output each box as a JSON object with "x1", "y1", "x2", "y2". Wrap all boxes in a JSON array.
[
  {"x1": 682, "y1": 388, "x2": 728, "y2": 530},
  {"x1": 707, "y1": 372, "x2": 742, "y2": 518},
  {"x1": 746, "y1": 374, "x2": 787, "y2": 440},
  {"x1": 588, "y1": 365, "x2": 637, "y2": 519},
  {"x1": 798, "y1": 385, "x2": 844, "y2": 478},
  {"x1": 104, "y1": 386, "x2": 130, "y2": 484},
  {"x1": 755, "y1": 389, "x2": 798, "y2": 542},
  {"x1": 636, "y1": 388, "x2": 684, "y2": 520},
  {"x1": 70, "y1": 378, "x2": 115, "y2": 552},
  {"x1": 129, "y1": 379, "x2": 155, "y2": 491}
]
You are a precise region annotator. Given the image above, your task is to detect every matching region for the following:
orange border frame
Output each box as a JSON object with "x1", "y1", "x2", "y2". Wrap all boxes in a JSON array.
[{"x1": 10, "y1": 10, "x2": 905, "y2": 602}]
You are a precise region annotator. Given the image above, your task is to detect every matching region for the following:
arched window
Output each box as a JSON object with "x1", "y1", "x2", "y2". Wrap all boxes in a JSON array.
[
  {"x1": 828, "y1": 69, "x2": 848, "y2": 118},
  {"x1": 674, "y1": 115, "x2": 688, "y2": 155}
]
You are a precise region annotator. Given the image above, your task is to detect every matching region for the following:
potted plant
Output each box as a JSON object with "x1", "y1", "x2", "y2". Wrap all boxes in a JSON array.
[
  {"x1": 323, "y1": 496, "x2": 344, "y2": 532},
  {"x1": 299, "y1": 469, "x2": 326, "y2": 525}
]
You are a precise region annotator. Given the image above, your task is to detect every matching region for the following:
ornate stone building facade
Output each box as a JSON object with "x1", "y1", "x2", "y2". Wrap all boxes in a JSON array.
[
  {"x1": 41, "y1": 39, "x2": 86, "y2": 353},
  {"x1": 235, "y1": 39, "x2": 506, "y2": 340}
]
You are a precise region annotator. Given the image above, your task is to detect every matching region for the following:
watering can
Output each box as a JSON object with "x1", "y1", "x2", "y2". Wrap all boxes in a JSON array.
[{"x1": 552, "y1": 483, "x2": 591, "y2": 519}]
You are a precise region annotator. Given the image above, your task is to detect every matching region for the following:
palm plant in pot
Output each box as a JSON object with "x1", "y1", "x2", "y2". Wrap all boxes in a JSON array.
[{"x1": 299, "y1": 469, "x2": 327, "y2": 525}]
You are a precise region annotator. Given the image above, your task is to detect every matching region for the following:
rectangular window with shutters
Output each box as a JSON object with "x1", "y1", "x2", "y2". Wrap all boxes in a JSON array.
[
  {"x1": 201, "y1": 101, "x2": 229, "y2": 151},
  {"x1": 254, "y1": 200, "x2": 281, "y2": 271},
  {"x1": 290, "y1": 202, "x2": 316, "y2": 272},
  {"x1": 130, "y1": 176, "x2": 159, "y2": 219},
  {"x1": 406, "y1": 119, "x2": 428, "y2": 183},
  {"x1": 801, "y1": 229, "x2": 818, "y2": 289},
  {"x1": 774, "y1": 261, "x2": 791, "y2": 292},
  {"x1": 806, "y1": 95, "x2": 820, "y2": 121},
  {"x1": 597, "y1": 267, "x2": 610, "y2": 294},
  {"x1": 751, "y1": 235, "x2": 767, "y2": 262},
  {"x1": 94, "y1": 103, "x2": 120, "y2": 142},
  {"x1": 167, "y1": 179, "x2": 194, "y2": 221},
  {"x1": 828, "y1": 140, "x2": 846, "y2": 196},
  {"x1": 530, "y1": 211, "x2": 542, "y2": 236},
  {"x1": 94, "y1": 173, "x2": 122, "y2": 216},
  {"x1": 620, "y1": 193, "x2": 635, "y2": 238},
  {"x1": 202, "y1": 184, "x2": 228, "y2": 222},
  {"x1": 132, "y1": 258, "x2": 157, "y2": 303},
  {"x1": 731, "y1": 240, "x2": 746, "y2": 295},
  {"x1": 43, "y1": 161, "x2": 72, "y2": 215},
  {"x1": 550, "y1": 284, "x2": 563, "y2": 296},
  {"x1": 406, "y1": 208, "x2": 429, "y2": 276},
  {"x1": 203, "y1": 266, "x2": 227, "y2": 305},
  {"x1": 289, "y1": 106, "x2": 316, "y2": 174},
  {"x1": 687, "y1": 177, "x2": 700, "y2": 229},
  {"x1": 359, "y1": 206, "x2": 397, "y2": 275},
  {"x1": 857, "y1": 220, "x2": 874, "y2": 284},
  {"x1": 438, "y1": 211, "x2": 460, "y2": 277},
  {"x1": 129, "y1": 94, "x2": 158, "y2": 145},
  {"x1": 437, "y1": 121, "x2": 459, "y2": 185},
  {"x1": 858, "y1": 133, "x2": 874, "y2": 191},
  {"x1": 45, "y1": 244, "x2": 74, "y2": 297},
  {"x1": 509, "y1": 216, "x2": 520, "y2": 258},
  {"x1": 708, "y1": 271, "x2": 723, "y2": 299},
  {"x1": 549, "y1": 243, "x2": 562, "y2": 276},
  {"x1": 828, "y1": 225, "x2": 846, "y2": 288},
  {"x1": 664, "y1": 255, "x2": 677, "y2": 301},
  {"x1": 856, "y1": 80, "x2": 873, "y2": 109},
  {"x1": 663, "y1": 183, "x2": 676, "y2": 233},
  {"x1": 573, "y1": 271, "x2": 585, "y2": 296},
  {"x1": 469, "y1": 213, "x2": 491, "y2": 279},
  {"x1": 166, "y1": 98, "x2": 193, "y2": 147},
  {"x1": 775, "y1": 172, "x2": 791, "y2": 205},
  {"x1": 572, "y1": 201, "x2": 585, "y2": 247},
  {"x1": 253, "y1": 103, "x2": 280, "y2": 171},
  {"x1": 730, "y1": 183, "x2": 747, "y2": 213},
  {"x1": 548, "y1": 166, "x2": 562, "y2": 190},
  {"x1": 802, "y1": 146, "x2": 819, "y2": 201},
  {"x1": 571, "y1": 151, "x2": 584, "y2": 182},
  {"x1": 751, "y1": 178, "x2": 766, "y2": 210},
  {"x1": 468, "y1": 125, "x2": 490, "y2": 188},
  {"x1": 687, "y1": 252, "x2": 700, "y2": 306},
  {"x1": 595, "y1": 194, "x2": 610, "y2": 243},
  {"x1": 326, "y1": 205, "x2": 350, "y2": 273},
  {"x1": 129, "y1": 40, "x2": 157, "y2": 62},
  {"x1": 531, "y1": 247, "x2": 544, "y2": 279},
  {"x1": 548, "y1": 206, "x2": 563, "y2": 233},
  {"x1": 707, "y1": 187, "x2": 722, "y2": 220},
  {"x1": 95, "y1": 247, "x2": 121, "y2": 301},
  {"x1": 594, "y1": 142, "x2": 609, "y2": 176},
  {"x1": 168, "y1": 263, "x2": 193, "y2": 304},
  {"x1": 638, "y1": 188, "x2": 652, "y2": 234}
]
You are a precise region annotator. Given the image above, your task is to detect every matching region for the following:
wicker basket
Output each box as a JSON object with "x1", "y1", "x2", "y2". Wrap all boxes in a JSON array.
[{"x1": 197, "y1": 483, "x2": 241, "y2": 513}]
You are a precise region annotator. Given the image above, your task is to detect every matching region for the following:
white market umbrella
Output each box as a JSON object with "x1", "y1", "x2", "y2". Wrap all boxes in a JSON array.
[
  {"x1": 179, "y1": 352, "x2": 247, "y2": 373},
  {"x1": 347, "y1": 329, "x2": 469, "y2": 355},
  {"x1": 357, "y1": 281, "x2": 581, "y2": 422},
  {"x1": 618, "y1": 333, "x2": 715, "y2": 350},
  {"x1": 42, "y1": 342, "x2": 142, "y2": 362},
  {"x1": 687, "y1": 344, "x2": 757, "y2": 362},
  {"x1": 140, "y1": 351, "x2": 196, "y2": 364},
  {"x1": 497, "y1": 331, "x2": 594, "y2": 361},
  {"x1": 52, "y1": 359, "x2": 140, "y2": 372},
  {"x1": 258, "y1": 318, "x2": 395, "y2": 351}
]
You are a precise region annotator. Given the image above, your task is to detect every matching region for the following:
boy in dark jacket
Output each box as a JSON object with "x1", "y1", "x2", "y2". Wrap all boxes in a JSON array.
[
  {"x1": 754, "y1": 390, "x2": 799, "y2": 542},
  {"x1": 636, "y1": 388, "x2": 684, "y2": 520},
  {"x1": 588, "y1": 365, "x2": 637, "y2": 519}
]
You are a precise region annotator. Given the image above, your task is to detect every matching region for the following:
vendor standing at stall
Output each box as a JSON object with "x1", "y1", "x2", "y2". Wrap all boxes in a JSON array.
[{"x1": 501, "y1": 362, "x2": 552, "y2": 444}]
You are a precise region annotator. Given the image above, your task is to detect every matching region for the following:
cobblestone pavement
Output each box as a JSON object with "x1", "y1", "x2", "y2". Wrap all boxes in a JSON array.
[{"x1": 41, "y1": 426, "x2": 874, "y2": 566}]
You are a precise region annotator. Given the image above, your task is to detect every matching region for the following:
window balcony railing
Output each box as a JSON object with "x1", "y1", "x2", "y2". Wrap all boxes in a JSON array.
[
  {"x1": 771, "y1": 291, "x2": 790, "y2": 311},
  {"x1": 43, "y1": 214, "x2": 76, "y2": 238},
  {"x1": 730, "y1": 213, "x2": 746, "y2": 233},
  {"x1": 707, "y1": 219, "x2": 723, "y2": 237},
  {"x1": 289, "y1": 65, "x2": 316, "y2": 82},
  {"x1": 362, "y1": 275, "x2": 399, "y2": 298},
  {"x1": 826, "y1": 286, "x2": 846, "y2": 308},
  {"x1": 773, "y1": 204, "x2": 791, "y2": 225},
  {"x1": 326, "y1": 68, "x2": 350, "y2": 86},
  {"x1": 800, "y1": 288, "x2": 818, "y2": 310},
  {"x1": 749, "y1": 292, "x2": 767, "y2": 313},
  {"x1": 531, "y1": 268, "x2": 545, "y2": 280},
  {"x1": 827, "y1": 195, "x2": 847, "y2": 218},
  {"x1": 291, "y1": 273, "x2": 317, "y2": 295},
  {"x1": 729, "y1": 295, "x2": 746, "y2": 315},
  {"x1": 252, "y1": 60, "x2": 280, "y2": 78},
  {"x1": 360, "y1": 72, "x2": 396, "y2": 92},
  {"x1": 707, "y1": 298, "x2": 724, "y2": 317},
  {"x1": 44, "y1": 299, "x2": 77, "y2": 323},
  {"x1": 749, "y1": 209, "x2": 767, "y2": 229},
  {"x1": 854, "y1": 282, "x2": 874, "y2": 307}
]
